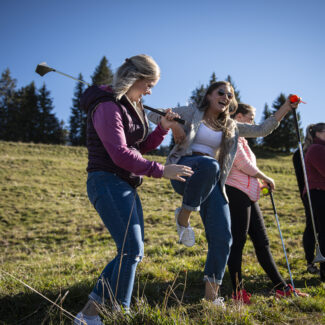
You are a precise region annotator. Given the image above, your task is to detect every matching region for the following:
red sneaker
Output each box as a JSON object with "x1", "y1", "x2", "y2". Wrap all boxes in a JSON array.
[
  {"x1": 232, "y1": 289, "x2": 251, "y2": 304},
  {"x1": 275, "y1": 284, "x2": 309, "y2": 298}
]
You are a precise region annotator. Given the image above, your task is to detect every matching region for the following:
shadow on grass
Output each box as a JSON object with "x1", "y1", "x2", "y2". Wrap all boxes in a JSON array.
[
  {"x1": 1, "y1": 269, "x2": 323, "y2": 324},
  {"x1": 224, "y1": 272, "x2": 323, "y2": 296},
  {"x1": 0, "y1": 281, "x2": 93, "y2": 325}
]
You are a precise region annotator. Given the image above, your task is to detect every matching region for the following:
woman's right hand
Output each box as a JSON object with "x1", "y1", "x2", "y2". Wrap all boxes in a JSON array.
[
  {"x1": 163, "y1": 164, "x2": 193, "y2": 182},
  {"x1": 262, "y1": 177, "x2": 275, "y2": 191}
]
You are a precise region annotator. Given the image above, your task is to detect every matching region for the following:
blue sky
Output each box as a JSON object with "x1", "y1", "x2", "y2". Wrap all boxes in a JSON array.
[{"x1": 1, "y1": 0, "x2": 324, "y2": 146}]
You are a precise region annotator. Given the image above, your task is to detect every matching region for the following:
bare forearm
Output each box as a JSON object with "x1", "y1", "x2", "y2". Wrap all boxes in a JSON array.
[
  {"x1": 274, "y1": 95, "x2": 299, "y2": 122},
  {"x1": 254, "y1": 170, "x2": 275, "y2": 189},
  {"x1": 274, "y1": 104, "x2": 291, "y2": 122},
  {"x1": 255, "y1": 170, "x2": 269, "y2": 182}
]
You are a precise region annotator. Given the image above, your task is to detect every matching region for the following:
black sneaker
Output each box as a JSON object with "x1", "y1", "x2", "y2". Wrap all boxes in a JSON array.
[
  {"x1": 307, "y1": 263, "x2": 320, "y2": 275},
  {"x1": 320, "y1": 269, "x2": 325, "y2": 282}
]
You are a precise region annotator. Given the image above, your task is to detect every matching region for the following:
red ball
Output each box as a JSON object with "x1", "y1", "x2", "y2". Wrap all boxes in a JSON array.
[{"x1": 290, "y1": 95, "x2": 300, "y2": 103}]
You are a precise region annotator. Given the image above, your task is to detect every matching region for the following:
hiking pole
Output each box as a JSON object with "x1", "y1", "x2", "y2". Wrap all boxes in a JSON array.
[
  {"x1": 290, "y1": 95, "x2": 325, "y2": 264},
  {"x1": 265, "y1": 187, "x2": 297, "y2": 296},
  {"x1": 35, "y1": 62, "x2": 185, "y2": 124}
]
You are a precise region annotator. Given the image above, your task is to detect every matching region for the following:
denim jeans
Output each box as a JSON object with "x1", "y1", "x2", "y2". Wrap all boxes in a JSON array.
[
  {"x1": 86, "y1": 171, "x2": 144, "y2": 308},
  {"x1": 171, "y1": 155, "x2": 232, "y2": 284}
]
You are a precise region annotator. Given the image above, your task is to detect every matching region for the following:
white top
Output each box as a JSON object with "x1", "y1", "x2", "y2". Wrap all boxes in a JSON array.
[{"x1": 190, "y1": 122, "x2": 223, "y2": 157}]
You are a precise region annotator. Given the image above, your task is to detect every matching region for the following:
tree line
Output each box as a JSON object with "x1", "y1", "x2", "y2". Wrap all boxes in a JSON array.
[
  {"x1": 0, "y1": 57, "x2": 302, "y2": 152},
  {"x1": 0, "y1": 57, "x2": 113, "y2": 146}
]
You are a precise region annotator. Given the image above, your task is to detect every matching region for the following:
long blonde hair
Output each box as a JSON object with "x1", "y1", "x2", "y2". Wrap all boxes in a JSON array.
[
  {"x1": 199, "y1": 81, "x2": 238, "y2": 138},
  {"x1": 303, "y1": 123, "x2": 325, "y2": 153},
  {"x1": 113, "y1": 54, "x2": 160, "y2": 100}
]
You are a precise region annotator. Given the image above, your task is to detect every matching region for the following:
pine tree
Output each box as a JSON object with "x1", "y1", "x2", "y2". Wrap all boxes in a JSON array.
[
  {"x1": 17, "y1": 82, "x2": 40, "y2": 142},
  {"x1": 91, "y1": 56, "x2": 114, "y2": 86},
  {"x1": 0, "y1": 68, "x2": 17, "y2": 140},
  {"x1": 210, "y1": 72, "x2": 217, "y2": 84},
  {"x1": 262, "y1": 102, "x2": 272, "y2": 119},
  {"x1": 190, "y1": 84, "x2": 206, "y2": 107},
  {"x1": 225, "y1": 75, "x2": 241, "y2": 104},
  {"x1": 69, "y1": 74, "x2": 86, "y2": 146},
  {"x1": 38, "y1": 83, "x2": 66, "y2": 144},
  {"x1": 261, "y1": 93, "x2": 303, "y2": 152}
]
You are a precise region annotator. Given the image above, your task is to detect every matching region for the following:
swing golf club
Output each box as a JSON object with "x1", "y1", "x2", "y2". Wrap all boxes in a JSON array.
[
  {"x1": 35, "y1": 62, "x2": 185, "y2": 124},
  {"x1": 290, "y1": 95, "x2": 325, "y2": 264},
  {"x1": 266, "y1": 187, "x2": 297, "y2": 296}
]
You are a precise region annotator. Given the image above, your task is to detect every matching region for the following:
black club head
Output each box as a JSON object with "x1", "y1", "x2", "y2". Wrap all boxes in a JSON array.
[{"x1": 35, "y1": 62, "x2": 55, "y2": 76}]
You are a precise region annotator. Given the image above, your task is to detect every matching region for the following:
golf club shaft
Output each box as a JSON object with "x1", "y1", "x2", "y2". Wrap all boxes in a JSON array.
[
  {"x1": 292, "y1": 109, "x2": 321, "y2": 251},
  {"x1": 143, "y1": 105, "x2": 185, "y2": 124},
  {"x1": 58, "y1": 72, "x2": 185, "y2": 124},
  {"x1": 53, "y1": 70, "x2": 91, "y2": 87},
  {"x1": 269, "y1": 191, "x2": 297, "y2": 295},
  {"x1": 39, "y1": 65, "x2": 185, "y2": 124}
]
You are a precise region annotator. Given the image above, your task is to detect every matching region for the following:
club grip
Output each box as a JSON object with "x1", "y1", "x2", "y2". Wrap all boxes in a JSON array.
[{"x1": 143, "y1": 105, "x2": 185, "y2": 125}]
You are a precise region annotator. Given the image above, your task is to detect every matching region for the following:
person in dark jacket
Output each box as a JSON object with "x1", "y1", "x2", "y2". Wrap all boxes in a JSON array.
[
  {"x1": 302, "y1": 123, "x2": 325, "y2": 281},
  {"x1": 292, "y1": 150, "x2": 318, "y2": 274},
  {"x1": 74, "y1": 54, "x2": 193, "y2": 325}
]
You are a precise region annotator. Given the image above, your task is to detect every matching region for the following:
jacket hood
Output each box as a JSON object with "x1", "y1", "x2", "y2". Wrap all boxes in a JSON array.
[{"x1": 80, "y1": 85, "x2": 115, "y2": 112}]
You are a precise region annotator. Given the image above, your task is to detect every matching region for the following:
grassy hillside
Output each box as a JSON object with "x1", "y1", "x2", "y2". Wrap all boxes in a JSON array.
[{"x1": 0, "y1": 141, "x2": 324, "y2": 324}]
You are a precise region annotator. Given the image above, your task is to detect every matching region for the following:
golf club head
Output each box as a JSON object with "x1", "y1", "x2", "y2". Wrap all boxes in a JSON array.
[
  {"x1": 35, "y1": 62, "x2": 55, "y2": 76},
  {"x1": 313, "y1": 246, "x2": 325, "y2": 263}
]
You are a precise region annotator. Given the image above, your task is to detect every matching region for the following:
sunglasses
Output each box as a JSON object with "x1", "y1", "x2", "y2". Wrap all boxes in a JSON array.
[{"x1": 217, "y1": 89, "x2": 234, "y2": 100}]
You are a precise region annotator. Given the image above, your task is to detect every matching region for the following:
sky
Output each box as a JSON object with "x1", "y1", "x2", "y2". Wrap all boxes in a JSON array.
[{"x1": 1, "y1": 0, "x2": 324, "y2": 146}]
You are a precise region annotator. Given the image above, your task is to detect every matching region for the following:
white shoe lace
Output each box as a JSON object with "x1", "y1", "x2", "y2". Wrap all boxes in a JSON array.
[{"x1": 212, "y1": 297, "x2": 225, "y2": 309}]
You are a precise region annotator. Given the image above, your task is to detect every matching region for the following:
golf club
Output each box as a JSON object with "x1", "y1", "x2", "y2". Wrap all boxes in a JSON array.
[
  {"x1": 35, "y1": 62, "x2": 185, "y2": 125},
  {"x1": 290, "y1": 96, "x2": 325, "y2": 264},
  {"x1": 267, "y1": 187, "x2": 297, "y2": 296}
]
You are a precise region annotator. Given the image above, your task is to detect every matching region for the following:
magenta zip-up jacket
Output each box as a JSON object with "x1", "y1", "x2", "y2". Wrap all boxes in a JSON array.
[
  {"x1": 81, "y1": 85, "x2": 167, "y2": 187},
  {"x1": 304, "y1": 137, "x2": 325, "y2": 195}
]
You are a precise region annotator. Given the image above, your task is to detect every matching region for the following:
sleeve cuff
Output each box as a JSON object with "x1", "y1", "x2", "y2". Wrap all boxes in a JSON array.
[
  {"x1": 152, "y1": 163, "x2": 165, "y2": 178},
  {"x1": 157, "y1": 122, "x2": 169, "y2": 134}
]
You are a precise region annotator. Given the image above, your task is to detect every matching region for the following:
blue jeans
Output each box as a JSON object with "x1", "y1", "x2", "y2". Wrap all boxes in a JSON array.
[
  {"x1": 86, "y1": 171, "x2": 144, "y2": 308},
  {"x1": 171, "y1": 155, "x2": 232, "y2": 284}
]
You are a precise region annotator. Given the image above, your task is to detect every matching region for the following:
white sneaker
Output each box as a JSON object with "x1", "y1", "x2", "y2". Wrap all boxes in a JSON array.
[
  {"x1": 175, "y1": 207, "x2": 195, "y2": 247},
  {"x1": 212, "y1": 297, "x2": 226, "y2": 310},
  {"x1": 74, "y1": 312, "x2": 103, "y2": 325}
]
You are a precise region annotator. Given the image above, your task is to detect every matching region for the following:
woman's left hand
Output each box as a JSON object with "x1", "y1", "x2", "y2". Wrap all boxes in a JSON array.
[
  {"x1": 286, "y1": 94, "x2": 300, "y2": 110},
  {"x1": 262, "y1": 177, "x2": 275, "y2": 191},
  {"x1": 160, "y1": 109, "x2": 181, "y2": 130}
]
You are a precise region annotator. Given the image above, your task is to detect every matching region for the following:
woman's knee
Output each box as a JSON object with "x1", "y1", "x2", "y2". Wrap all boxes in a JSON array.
[
  {"x1": 208, "y1": 229, "x2": 232, "y2": 250},
  {"x1": 254, "y1": 240, "x2": 270, "y2": 254},
  {"x1": 230, "y1": 235, "x2": 247, "y2": 251},
  {"x1": 198, "y1": 157, "x2": 220, "y2": 175},
  {"x1": 122, "y1": 239, "x2": 144, "y2": 261}
]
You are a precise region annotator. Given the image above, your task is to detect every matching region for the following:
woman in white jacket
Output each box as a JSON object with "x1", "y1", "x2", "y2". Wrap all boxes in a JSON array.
[{"x1": 148, "y1": 81, "x2": 299, "y2": 307}]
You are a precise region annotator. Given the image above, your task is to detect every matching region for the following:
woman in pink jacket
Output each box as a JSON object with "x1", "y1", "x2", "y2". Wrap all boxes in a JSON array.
[{"x1": 225, "y1": 103, "x2": 307, "y2": 304}]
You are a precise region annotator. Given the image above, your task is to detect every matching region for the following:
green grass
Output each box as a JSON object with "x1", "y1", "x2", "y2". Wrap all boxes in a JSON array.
[{"x1": 0, "y1": 141, "x2": 324, "y2": 324}]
